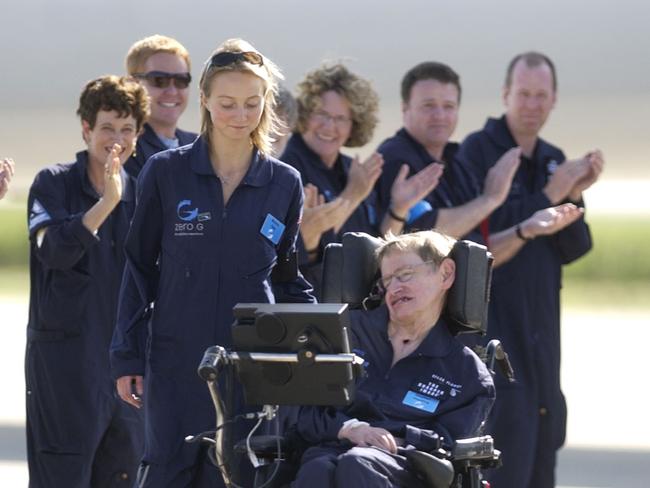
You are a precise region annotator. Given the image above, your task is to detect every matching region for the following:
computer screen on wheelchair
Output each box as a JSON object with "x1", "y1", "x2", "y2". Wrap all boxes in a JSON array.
[{"x1": 231, "y1": 303, "x2": 359, "y2": 407}]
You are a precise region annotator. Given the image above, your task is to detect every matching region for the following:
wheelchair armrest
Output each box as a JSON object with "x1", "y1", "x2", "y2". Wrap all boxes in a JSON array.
[
  {"x1": 451, "y1": 435, "x2": 501, "y2": 471},
  {"x1": 452, "y1": 435, "x2": 494, "y2": 460},
  {"x1": 404, "y1": 449, "x2": 454, "y2": 488}
]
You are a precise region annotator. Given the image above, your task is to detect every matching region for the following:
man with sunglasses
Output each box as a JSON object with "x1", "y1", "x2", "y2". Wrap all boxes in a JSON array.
[{"x1": 124, "y1": 35, "x2": 197, "y2": 177}]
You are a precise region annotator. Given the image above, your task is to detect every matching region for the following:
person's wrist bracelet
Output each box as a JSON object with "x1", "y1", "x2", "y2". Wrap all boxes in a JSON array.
[
  {"x1": 516, "y1": 224, "x2": 533, "y2": 241},
  {"x1": 388, "y1": 206, "x2": 407, "y2": 223}
]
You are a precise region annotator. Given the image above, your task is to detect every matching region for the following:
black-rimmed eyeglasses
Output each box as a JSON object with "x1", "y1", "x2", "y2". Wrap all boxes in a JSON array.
[
  {"x1": 133, "y1": 71, "x2": 192, "y2": 89},
  {"x1": 209, "y1": 51, "x2": 264, "y2": 68}
]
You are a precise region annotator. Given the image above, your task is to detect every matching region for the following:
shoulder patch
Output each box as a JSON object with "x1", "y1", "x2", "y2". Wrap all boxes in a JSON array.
[{"x1": 28, "y1": 199, "x2": 52, "y2": 231}]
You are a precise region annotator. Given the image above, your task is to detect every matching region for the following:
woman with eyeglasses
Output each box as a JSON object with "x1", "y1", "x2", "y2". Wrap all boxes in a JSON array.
[
  {"x1": 293, "y1": 231, "x2": 495, "y2": 488},
  {"x1": 278, "y1": 64, "x2": 382, "y2": 300},
  {"x1": 124, "y1": 35, "x2": 197, "y2": 177},
  {"x1": 282, "y1": 64, "x2": 441, "y2": 299},
  {"x1": 110, "y1": 38, "x2": 315, "y2": 487}
]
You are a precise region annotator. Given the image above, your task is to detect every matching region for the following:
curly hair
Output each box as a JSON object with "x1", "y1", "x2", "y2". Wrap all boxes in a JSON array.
[
  {"x1": 77, "y1": 75, "x2": 149, "y2": 131},
  {"x1": 295, "y1": 63, "x2": 379, "y2": 148},
  {"x1": 198, "y1": 38, "x2": 283, "y2": 157}
]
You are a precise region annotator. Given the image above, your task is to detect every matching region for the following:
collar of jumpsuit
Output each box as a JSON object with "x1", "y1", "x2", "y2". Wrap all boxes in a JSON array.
[{"x1": 189, "y1": 135, "x2": 274, "y2": 187}]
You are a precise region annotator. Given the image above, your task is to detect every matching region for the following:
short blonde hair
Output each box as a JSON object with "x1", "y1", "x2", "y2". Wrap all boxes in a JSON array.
[
  {"x1": 295, "y1": 63, "x2": 379, "y2": 147},
  {"x1": 377, "y1": 230, "x2": 456, "y2": 270},
  {"x1": 198, "y1": 38, "x2": 283, "y2": 157},
  {"x1": 125, "y1": 34, "x2": 191, "y2": 75}
]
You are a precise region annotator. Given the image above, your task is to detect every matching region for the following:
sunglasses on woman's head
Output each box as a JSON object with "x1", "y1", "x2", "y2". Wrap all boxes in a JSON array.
[
  {"x1": 133, "y1": 71, "x2": 192, "y2": 89},
  {"x1": 209, "y1": 51, "x2": 264, "y2": 68}
]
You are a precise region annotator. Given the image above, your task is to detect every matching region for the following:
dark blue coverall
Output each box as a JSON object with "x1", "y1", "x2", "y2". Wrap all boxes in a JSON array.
[
  {"x1": 110, "y1": 136, "x2": 315, "y2": 487},
  {"x1": 456, "y1": 115, "x2": 593, "y2": 488},
  {"x1": 376, "y1": 128, "x2": 481, "y2": 240},
  {"x1": 123, "y1": 122, "x2": 196, "y2": 178},
  {"x1": 293, "y1": 305, "x2": 495, "y2": 488},
  {"x1": 25, "y1": 151, "x2": 143, "y2": 487},
  {"x1": 281, "y1": 133, "x2": 380, "y2": 298}
]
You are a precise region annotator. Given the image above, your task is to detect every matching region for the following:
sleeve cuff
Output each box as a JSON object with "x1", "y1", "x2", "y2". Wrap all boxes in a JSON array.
[{"x1": 110, "y1": 356, "x2": 146, "y2": 381}]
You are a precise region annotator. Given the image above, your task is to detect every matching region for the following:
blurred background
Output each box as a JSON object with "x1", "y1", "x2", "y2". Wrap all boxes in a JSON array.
[{"x1": 1, "y1": 0, "x2": 649, "y2": 485}]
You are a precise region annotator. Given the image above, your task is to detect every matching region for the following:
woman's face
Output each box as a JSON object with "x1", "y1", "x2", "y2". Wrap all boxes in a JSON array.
[
  {"x1": 82, "y1": 110, "x2": 138, "y2": 167},
  {"x1": 202, "y1": 71, "x2": 266, "y2": 142},
  {"x1": 301, "y1": 90, "x2": 352, "y2": 166},
  {"x1": 380, "y1": 250, "x2": 453, "y2": 327}
]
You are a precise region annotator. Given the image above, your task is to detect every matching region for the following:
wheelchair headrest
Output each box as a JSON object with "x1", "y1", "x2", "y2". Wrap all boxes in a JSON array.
[{"x1": 321, "y1": 232, "x2": 493, "y2": 335}]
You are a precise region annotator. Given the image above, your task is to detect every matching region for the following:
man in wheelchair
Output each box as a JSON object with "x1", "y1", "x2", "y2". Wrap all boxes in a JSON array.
[
  {"x1": 290, "y1": 231, "x2": 495, "y2": 487},
  {"x1": 199, "y1": 229, "x2": 500, "y2": 487}
]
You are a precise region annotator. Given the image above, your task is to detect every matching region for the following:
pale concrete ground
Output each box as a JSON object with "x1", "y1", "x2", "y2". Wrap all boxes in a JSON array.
[{"x1": 2, "y1": 297, "x2": 649, "y2": 487}]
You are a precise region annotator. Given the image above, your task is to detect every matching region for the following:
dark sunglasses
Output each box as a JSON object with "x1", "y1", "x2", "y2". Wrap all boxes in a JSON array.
[
  {"x1": 133, "y1": 71, "x2": 192, "y2": 89},
  {"x1": 209, "y1": 51, "x2": 264, "y2": 68}
]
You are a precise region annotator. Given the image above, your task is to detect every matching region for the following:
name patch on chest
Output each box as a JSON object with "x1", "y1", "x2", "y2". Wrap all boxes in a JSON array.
[
  {"x1": 402, "y1": 391, "x2": 440, "y2": 413},
  {"x1": 260, "y1": 214, "x2": 285, "y2": 245}
]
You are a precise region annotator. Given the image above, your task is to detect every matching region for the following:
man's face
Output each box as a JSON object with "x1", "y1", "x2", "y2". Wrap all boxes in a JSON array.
[
  {"x1": 402, "y1": 79, "x2": 459, "y2": 153},
  {"x1": 140, "y1": 52, "x2": 190, "y2": 130},
  {"x1": 503, "y1": 60, "x2": 556, "y2": 137}
]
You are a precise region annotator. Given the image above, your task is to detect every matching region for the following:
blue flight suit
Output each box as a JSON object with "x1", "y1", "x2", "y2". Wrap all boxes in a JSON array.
[
  {"x1": 25, "y1": 151, "x2": 143, "y2": 488},
  {"x1": 456, "y1": 115, "x2": 593, "y2": 488},
  {"x1": 110, "y1": 135, "x2": 315, "y2": 487},
  {"x1": 123, "y1": 122, "x2": 197, "y2": 178},
  {"x1": 293, "y1": 305, "x2": 495, "y2": 488},
  {"x1": 376, "y1": 128, "x2": 482, "y2": 241},
  {"x1": 281, "y1": 133, "x2": 380, "y2": 298}
]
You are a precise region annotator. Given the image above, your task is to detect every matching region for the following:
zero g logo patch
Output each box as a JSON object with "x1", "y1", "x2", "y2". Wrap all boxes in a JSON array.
[
  {"x1": 177, "y1": 200, "x2": 199, "y2": 221},
  {"x1": 174, "y1": 199, "x2": 211, "y2": 236}
]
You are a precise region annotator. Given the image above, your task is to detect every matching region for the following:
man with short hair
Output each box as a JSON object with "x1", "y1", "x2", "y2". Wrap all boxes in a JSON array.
[
  {"x1": 376, "y1": 61, "x2": 521, "y2": 241},
  {"x1": 125, "y1": 34, "x2": 197, "y2": 177},
  {"x1": 456, "y1": 51, "x2": 604, "y2": 487}
]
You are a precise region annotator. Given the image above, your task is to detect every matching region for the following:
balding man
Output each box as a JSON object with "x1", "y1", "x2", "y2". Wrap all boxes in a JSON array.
[{"x1": 456, "y1": 52, "x2": 604, "y2": 487}]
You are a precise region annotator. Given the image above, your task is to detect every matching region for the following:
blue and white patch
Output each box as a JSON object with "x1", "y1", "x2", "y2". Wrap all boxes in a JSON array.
[
  {"x1": 28, "y1": 199, "x2": 52, "y2": 231},
  {"x1": 177, "y1": 199, "x2": 199, "y2": 222},
  {"x1": 403, "y1": 391, "x2": 439, "y2": 413},
  {"x1": 260, "y1": 214, "x2": 285, "y2": 245},
  {"x1": 407, "y1": 200, "x2": 433, "y2": 224}
]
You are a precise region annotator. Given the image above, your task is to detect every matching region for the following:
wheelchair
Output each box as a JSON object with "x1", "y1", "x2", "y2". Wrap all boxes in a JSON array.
[{"x1": 195, "y1": 232, "x2": 514, "y2": 488}]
